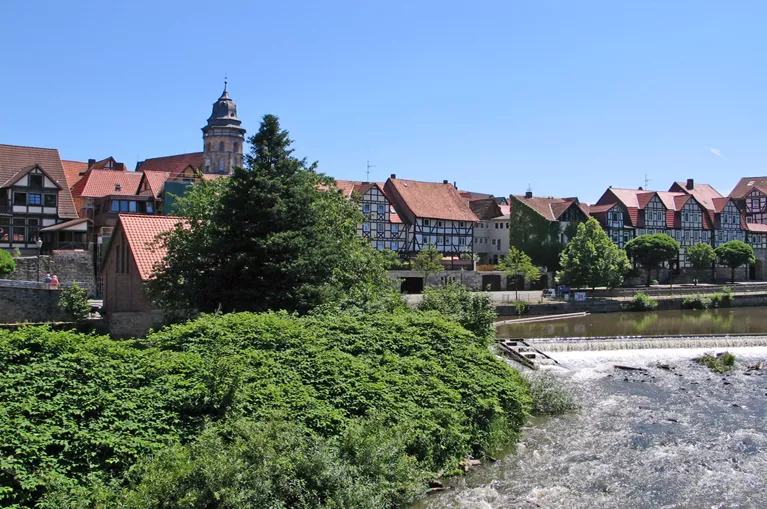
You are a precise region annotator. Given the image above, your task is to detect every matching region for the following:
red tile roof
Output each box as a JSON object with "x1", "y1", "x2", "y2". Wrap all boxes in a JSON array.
[
  {"x1": 588, "y1": 203, "x2": 618, "y2": 214},
  {"x1": 386, "y1": 179, "x2": 478, "y2": 221},
  {"x1": 511, "y1": 195, "x2": 588, "y2": 221},
  {"x1": 730, "y1": 177, "x2": 767, "y2": 199},
  {"x1": 0, "y1": 144, "x2": 77, "y2": 218},
  {"x1": 117, "y1": 214, "x2": 184, "y2": 280},
  {"x1": 136, "y1": 152, "x2": 205, "y2": 178},
  {"x1": 746, "y1": 223, "x2": 767, "y2": 233},
  {"x1": 670, "y1": 182, "x2": 722, "y2": 210},
  {"x1": 712, "y1": 197, "x2": 733, "y2": 213},
  {"x1": 71, "y1": 169, "x2": 143, "y2": 198},
  {"x1": 61, "y1": 160, "x2": 89, "y2": 189},
  {"x1": 141, "y1": 171, "x2": 171, "y2": 199}
]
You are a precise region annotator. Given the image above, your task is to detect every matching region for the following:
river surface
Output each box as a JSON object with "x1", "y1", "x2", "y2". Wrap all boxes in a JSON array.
[
  {"x1": 416, "y1": 346, "x2": 767, "y2": 508},
  {"x1": 497, "y1": 306, "x2": 767, "y2": 338}
]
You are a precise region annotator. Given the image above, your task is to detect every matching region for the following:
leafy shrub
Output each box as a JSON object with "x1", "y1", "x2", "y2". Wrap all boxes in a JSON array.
[
  {"x1": 523, "y1": 372, "x2": 579, "y2": 415},
  {"x1": 651, "y1": 279, "x2": 659, "y2": 285},
  {"x1": 418, "y1": 281, "x2": 497, "y2": 341},
  {"x1": 58, "y1": 281, "x2": 90, "y2": 321},
  {"x1": 11, "y1": 247, "x2": 21, "y2": 258},
  {"x1": 1, "y1": 312, "x2": 532, "y2": 507},
  {"x1": 682, "y1": 295, "x2": 712, "y2": 310},
  {"x1": 627, "y1": 292, "x2": 658, "y2": 311},
  {"x1": 720, "y1": 286, "x2": 733, "y2": 307},
  {"x1": 514, "y1": 300, "x2": 529, "y2": 316},
  {"x1": 694, "y1": 352, "x2": 735, "y2": 373},
  {"x1": 0, "y1": 249, "x2": 15, "y2": 277}
]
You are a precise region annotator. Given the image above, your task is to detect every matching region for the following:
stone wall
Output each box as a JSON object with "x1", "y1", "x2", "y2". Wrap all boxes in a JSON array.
[
  {"x1": 6, "y1": 251, "x2": 96, "y2": 296},
  {"x1": 0, "y1": 286, "x2": 67, "y2": 323},
  {"x1": 108, "y1": 311, "x2": 165, "y2": 339},
  {"x1": 389, "y1": 270, "x2": 486, "y2": 290}
]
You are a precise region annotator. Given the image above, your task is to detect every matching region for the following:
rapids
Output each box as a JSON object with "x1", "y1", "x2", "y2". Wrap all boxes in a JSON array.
[{"x1": 415, "y1": 346, "x2": 767, "y2": 508}]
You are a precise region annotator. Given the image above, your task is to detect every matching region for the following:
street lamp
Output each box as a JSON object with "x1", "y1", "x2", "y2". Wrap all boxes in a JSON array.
[{"x1": 36, "y1": 238, "x2": 43, "y2": 282}]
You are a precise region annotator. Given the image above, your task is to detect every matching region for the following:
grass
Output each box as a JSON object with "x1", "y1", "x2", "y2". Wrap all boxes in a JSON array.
[{"x1": 694, "y1": 352, "x2": 736, "y2": 373}]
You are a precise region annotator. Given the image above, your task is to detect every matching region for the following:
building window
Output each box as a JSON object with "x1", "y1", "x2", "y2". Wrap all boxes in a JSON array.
[
  {"x1": 459, "y1": 221, "x2": 464, "y2": 227},
  {"x1": 363, "y1": 203, "x2": 370, "y2": 213},
  {"x1": 147, "y1": 202, "x2": 154, "y2": 214},
  {"x1": 506, "y1": 222, "x2": 509, "y2": 228},
  {"x1": 233, "y1": 142, "x2": 239, "y2": 153},
  {"x1": 12, "y1": 227, "x2": 25, "y2": 242},
  {"x1": 459, "y1": 237, "x2": 466, "y2": 245},
  {"x1": 423, "y1": 219, "x2": 430, "y2": 226},
  {"x1": 129, "y1": 201, "x2": 137, "y2": 213},
  {"x1": 219, "y1": 142, "x2": 225, "y2": 152},
  {"x1": 392, "y1": 224, "x2": 398, "y2": 233},
  {"x1": 377, "y1": 241, "x2": 384, "y2": 250},
  {"x1": 363, "y1": 223, "x2": 370, "y2": 232},
  {"x1": 30, "y1": 174, "x2": 43, "y2": 188},
  {"x1": 28, "y1": 194, "x2": 41, "y2": 205},
  {"x1": 494, "y1": 223, "x2": 499, "y2": 229},
  {"x1": 44, "y1": 194, "x2": 57, "y2": 207},
  {"x1": 13, "y1": 192, "x2": 26, "y2": 206},
  {"x1": 219, "y1": 159, "x2": 225, "y2": 173},
  {"x1": 437, "y1": 221, "x2": 442, "y2": 227}
]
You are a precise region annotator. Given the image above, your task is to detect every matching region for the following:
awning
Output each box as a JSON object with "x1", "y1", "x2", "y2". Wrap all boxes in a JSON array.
[{"x1": 40, "y1": 218, "x2": 91, "y2": 232}]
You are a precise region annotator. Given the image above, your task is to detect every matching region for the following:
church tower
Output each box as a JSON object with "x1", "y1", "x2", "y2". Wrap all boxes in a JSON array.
[{"x1": 202, "y1": 80, "x2": 246, "y2": 174}]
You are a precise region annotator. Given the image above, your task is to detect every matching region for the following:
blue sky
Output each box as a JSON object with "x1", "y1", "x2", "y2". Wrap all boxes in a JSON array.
[{"x1": 2, "y1": 1, "x2": 766, "y2": 203}]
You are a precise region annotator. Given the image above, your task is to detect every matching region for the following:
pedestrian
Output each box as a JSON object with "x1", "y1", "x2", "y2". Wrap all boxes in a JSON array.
[
  {"x1": 43, "y1": 273, "x2": 52, "y2": 285},
  {"x1": 50, "y1": 275, "x2": 59, "y2": 288}
]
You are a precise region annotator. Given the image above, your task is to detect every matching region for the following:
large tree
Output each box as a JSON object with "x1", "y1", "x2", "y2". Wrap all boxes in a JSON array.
[
  {"x1": 715, "y1": 240, "x2": 755, "y2": 283},
  {"x1": 497, "y1": 247, "x2": 540, "y2": 300},
  {"x1": 557, "y1": 217, "x2": 630, "y2": 290},
  {"x1": 686, "y1": 242, "x2": 716, "y2": 285},
  {"x1": 146, "y1": 114, "x2": 399, "y2": 315},
  {"x1": 624, "y1": 233, "x2": 680, "y2": 287},
  {"x1": 413, "y1": 243, "x2": 443, "y2": 284}
]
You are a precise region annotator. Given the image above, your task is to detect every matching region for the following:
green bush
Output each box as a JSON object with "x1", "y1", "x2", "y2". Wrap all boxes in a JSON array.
[
  {"x1": 694, "y1": 352, "x2": 735, "y2": 373},
  {"x1": 58, "y1": 281, "x2": 90, "y2": 321},
  {"x1": 418, "y1": 281, "x2": 496, "y2": 341},
  {"x1": 720, "y1": 286, "x2": 733, "y2": 307},
  {"x1": 523, "y1": 372, "x2": 579, "y2": 415},
  {"x1": 0, "y1": 249, "x2": 15, "y2": 277},
  {"x1": 1, "y1": 312, "x2": 532, "y2": 507},
  {"x1": 627, "y1": 292, "x2": 658, "y2": 311},
  {"x1": 682, "y1": 295, "x2": 712, "y2": 310},
  {"x1": 514, "y1": 301, "x2": 529, "y2": 316}
]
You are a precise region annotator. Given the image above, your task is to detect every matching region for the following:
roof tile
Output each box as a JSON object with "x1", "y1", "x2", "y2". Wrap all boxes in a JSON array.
[{"x1": 117, "y1": 214, "x2": 184, "y2": 280}]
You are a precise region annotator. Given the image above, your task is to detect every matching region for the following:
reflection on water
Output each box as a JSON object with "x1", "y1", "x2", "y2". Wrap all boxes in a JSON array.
[
  {"x1": 415, "y1": 347, "x2": 767, "y2": 509},
  {"x1": 497, "y1": 307, "x2": 767, "y2": 338}
]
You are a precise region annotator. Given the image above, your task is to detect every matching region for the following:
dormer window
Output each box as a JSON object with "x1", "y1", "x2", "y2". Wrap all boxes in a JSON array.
[
  {"x1": 115, "y1": 184, "x2": 122, "y2": 192},
  {"x1": 30, "y1": 175, "x2": 43, "y2": 188}
]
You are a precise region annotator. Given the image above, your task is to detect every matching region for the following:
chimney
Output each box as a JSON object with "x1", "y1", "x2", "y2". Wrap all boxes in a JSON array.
[
  {"x1": 686, "y1": 178, "x2": 694, "y2": 190},
  {"x1": 443, "y1": 179, "x2": 449, "y2": 184},
  {"x1": 525, "y1": 191, "x2": 533, "y2": 199},
  {"x1": 390, "y1": 174, "x2": 396, "y2": 179},
  {"x1": 453, "y1": 181, "x2": 457, "y2": 188},
  {"x1": 638, "y1": 186, "x2": 643, "y2": 190},
  {"x1": 87, "y1": 158, "x2": 96, "y2": 169}
]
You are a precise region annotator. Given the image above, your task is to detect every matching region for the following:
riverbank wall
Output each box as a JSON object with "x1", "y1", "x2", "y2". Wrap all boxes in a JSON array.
[{"x1": 497, "y1": 291, "x2": 767, "y2": 317}]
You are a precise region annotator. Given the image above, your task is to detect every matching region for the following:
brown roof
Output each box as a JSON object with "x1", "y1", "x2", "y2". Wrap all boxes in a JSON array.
[
  {"x1": 141, "y1": 171, "x2": 171, "y2": 199},
  {"x1": 511, "y1": 195, "x2": 588, "y2": 222},
  {"x1": 136, "y1": 152, "x2": 205, "y2": 178},
  {"x1": 712, "y1": 197, "x2": 733, "y2": 213},
  {"x1": 0, "y1": 144, "x2": 77, "y2": 218},
  {"x1": 61, "y1": 160, "x2": 89, "y2": 189},
  {"x1": 385, "y1": 178, "x2": 478, "y2": 221},
  {"x1": 588, "y1": 203, "x2": 618, "y2": 214},
  {"x1": 730, "y1": 177, "x2": 767, "y2": 199},
  {"x1": 670, "y1": 181, "x2": 722, "y2": 210},
  {"x1": 469, "y1": 198, "x2": 503, "y2": 220},
  {"x1": 71, "y1": 170, "x2": 143, "y2": 198},
  {"x1": 117, "y1": 214, "x2": 184, "y2": 280}
]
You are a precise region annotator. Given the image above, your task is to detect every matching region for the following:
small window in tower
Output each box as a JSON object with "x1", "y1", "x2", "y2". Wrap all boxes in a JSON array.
[
  {"x1": 219, "y1": 142, "x2": 225, "y2": 152},
  {"x1": 219, "y1": 159, "x2": 225, "y2": 173},
  {"x1": 234, "y1": 143, "x2": 238, "y2": 153}
]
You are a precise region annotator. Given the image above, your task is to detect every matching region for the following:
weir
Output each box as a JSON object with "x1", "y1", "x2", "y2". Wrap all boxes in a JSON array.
[{"x1": 530, "y1": 334, "x2": 767, "y2": 352}]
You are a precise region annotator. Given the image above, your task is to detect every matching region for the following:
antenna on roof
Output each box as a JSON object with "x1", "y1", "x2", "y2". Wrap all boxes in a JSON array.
[
  {"x1": 224, "y1": 73, "x2": 228, "y2": 91},
  {"x1": 644, "y1": 174, "x2": 652, "y2": 189},
  {"x1": 366, "y1": 161, "x2": 376, "y2": 182}
]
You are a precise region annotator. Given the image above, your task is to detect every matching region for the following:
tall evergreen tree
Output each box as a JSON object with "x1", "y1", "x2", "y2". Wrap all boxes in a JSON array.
[{"x1": 147, "y1": 114, "x2": 398, "y2": 314}]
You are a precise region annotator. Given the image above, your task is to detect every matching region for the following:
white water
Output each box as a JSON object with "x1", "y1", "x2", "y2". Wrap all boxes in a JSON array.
[{"x1": 416, "y1": 346, "x2": 767, "y2": 509}]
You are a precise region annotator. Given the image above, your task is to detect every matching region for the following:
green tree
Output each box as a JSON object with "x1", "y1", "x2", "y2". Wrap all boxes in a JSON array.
[
  {"x1": 715, "y1": 240, "x2": 755, "y2": 283},
  {"x1": 0, "y1": 249, "x2": 15, "y2": 277},
  {"x1": 508, "y1": 196, "x2": 586, "y2": 272},
  {"x1": 686, "y1": 242, "x2": 716, "y2": 285},
  {"x1": 557, "y1": 217, "x2": 631, "y2": 290},
  {"x1": 625, "y1": 233, "x2": 680, "y2": 287},
  {"x1": 418, "y1": 281, "x2": 496, "y2": 339},
  {"x1": 146, "y1": 114, "x2": 395, "y2": 315},
  {"x1": 413, "y1": 243, "x2": 443, "y2": 285},
  {"x1": 58, "y1": 280, "x2": 90, "y2": 322},
  {"x1": 497, "y1": 246, "x2": 540, "y2": 300}
]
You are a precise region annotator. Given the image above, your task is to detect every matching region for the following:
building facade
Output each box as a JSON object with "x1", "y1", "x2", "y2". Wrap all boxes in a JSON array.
[
  {"x1": 470, "y1": 198, "x2": 510, "y2": 264},
  {"x1": 334, "y1": 181, "x2": 406, "y2": 252}
]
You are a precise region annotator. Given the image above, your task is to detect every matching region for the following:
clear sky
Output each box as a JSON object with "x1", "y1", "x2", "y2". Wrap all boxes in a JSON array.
[{"x1": 2, "y1": 1, "x2": 766, "y2": 203}]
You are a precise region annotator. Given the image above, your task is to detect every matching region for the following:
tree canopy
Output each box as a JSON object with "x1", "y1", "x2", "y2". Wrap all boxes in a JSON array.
[
  {"x1": 146, "y1": 114, "x2": 399, "y2": 315},
  {"x1": 557, "y1": 217, "x2": 630, "y2": 289},
  {"x1": 624, "y1": 233, "x2": 680, "y2": 287},
  {"x1": 413, "y1": 243, "x2": 443, "y2": 282},
  {"x1": 715, "y1": 240, "x2": 755, "y2": 283},
  {"x1": 0, "y1": 249, "x2": 15, "y2": 277},
  {"x1": 686, "y1": 242, "x2": 716, "y2": 284},
  {"x1": 497, "y1": 246, "x2": 540, "y2": 299}
]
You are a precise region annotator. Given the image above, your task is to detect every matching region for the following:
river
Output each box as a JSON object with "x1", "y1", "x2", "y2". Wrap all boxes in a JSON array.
[
  {"x1": 497, "y1": 306, "x2": 767, "y2": 338},
  {"x1": 415, "y1": 308, "x2": 767, "y2": 508}
]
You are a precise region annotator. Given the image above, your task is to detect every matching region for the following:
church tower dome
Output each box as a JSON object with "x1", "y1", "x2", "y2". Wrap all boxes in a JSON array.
[{"x1": 202, "y1": 80, "x2": 246, "y2": 174}]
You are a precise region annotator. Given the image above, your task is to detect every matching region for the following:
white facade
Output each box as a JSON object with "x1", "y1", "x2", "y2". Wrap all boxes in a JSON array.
[{"x1": 473, "y1": 216, "x2": 510, "y2": 264}]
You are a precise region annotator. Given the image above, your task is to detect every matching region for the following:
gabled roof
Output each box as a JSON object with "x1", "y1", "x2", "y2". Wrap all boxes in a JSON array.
[
  {"x1": 136, "y1": 152, "x2": 205, "y2": 178},
  {"x1": 669, "y1": 181, "x2": 722, "y2": 210},
  {"x1": 385, "y1": 178, "x2": 478, "y2": 222},
  {"x1": 712, "y1": 196, "x2": 735, "y2": 213},
  {"x1": 0, "y1": 144, "x2": 77, "y2": 218},
  {"x1": 469, "y1": 198, "x2": 503, "y2": 220},
  {"x1": 511, "y1": 195, "x2": 589, "y2": 222},
  {"x1": 140, "y1": 171, "x2": 171, "y2": 199},
  {"x1": 112, "y1": 214, "x2": 184, "y2": 280},
  {"x1": 71, "y1": 170, "x2": 143, "y2": 198},
  {"x1": 730, "y1": 177, "x2": 767, "y2": 199},
  {"x1": 588, "y1": 203, "x2": 620, "y2": 214},
  {"x1": 61, "y1": 160, "x2": 89, "y2": 189},
  {"x1": 89, "y1": 157, "x2": 127, "y2": 172}
]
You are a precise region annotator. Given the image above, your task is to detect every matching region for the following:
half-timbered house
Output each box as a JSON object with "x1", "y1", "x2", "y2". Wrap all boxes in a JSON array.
[
  {"x1": 383, "y1": 175, "x2": 477, "y2": 258},
  {"x1": 730, "y1": 177, "x2": 767, "y2": 225},
  {"x1": 333, "y1": 180, "x2": 406, "y2": 252}
]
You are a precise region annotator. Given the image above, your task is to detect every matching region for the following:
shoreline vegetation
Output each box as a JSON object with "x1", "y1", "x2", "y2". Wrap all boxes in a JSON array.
[{"x1": 0, "y1": 301, "x2": 576, "y2": 508}]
